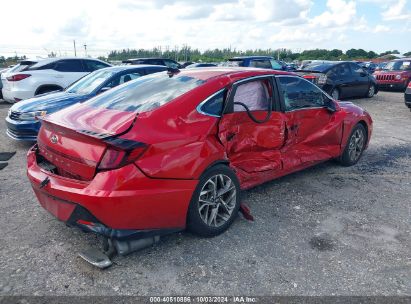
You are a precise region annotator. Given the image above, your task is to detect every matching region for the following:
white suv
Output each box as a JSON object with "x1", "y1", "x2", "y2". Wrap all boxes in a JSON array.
[{"x1": 1, "y1": 57, "x2": 110, "y2": 103}]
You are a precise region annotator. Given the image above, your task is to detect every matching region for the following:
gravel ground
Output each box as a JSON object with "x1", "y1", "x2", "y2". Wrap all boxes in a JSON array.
[{"x1": 0, "y1": 91, "x2": 410, "y2": 296}]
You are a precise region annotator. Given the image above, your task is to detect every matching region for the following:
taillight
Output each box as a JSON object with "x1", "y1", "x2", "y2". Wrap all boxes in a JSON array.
[
  {"x1": 97, "y1": 143, "x2": 147, "y2": 170},
  {"x1": 408, "y1": 81, "x2": 411, "y2": 88},
  {"x1": 6, "y1": 74, "x2": 31, "y2": 81},
  {"x1": 303, "y1": 75, "x2": 317, "y2": 83}
]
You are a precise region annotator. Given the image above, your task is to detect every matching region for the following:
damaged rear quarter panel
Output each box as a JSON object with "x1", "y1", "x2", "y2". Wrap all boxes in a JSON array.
[{"x1": 128, "y1": 80, "x2": 230, "y2": 180}]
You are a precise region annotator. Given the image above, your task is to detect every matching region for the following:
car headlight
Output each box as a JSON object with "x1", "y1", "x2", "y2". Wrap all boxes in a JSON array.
[
  {"x1": 395, "y1": 74, "x2": 401, "y2": 80},
  {"x1": 19, "y1": 111, "x2": 47, "y2": 121}
]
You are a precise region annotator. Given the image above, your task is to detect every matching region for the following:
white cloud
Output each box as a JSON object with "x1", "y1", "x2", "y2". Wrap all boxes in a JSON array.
[
  {"x1": 382, "y1": 0, "x2": 411, "y2": 20},
  {"x1": 311, "y1": 0, "x2": 357, "y2": 27},
  {"x1": 0, "y1": 0, "x2": 409, "y2": 58},
  {"x1": 253, "y1": 0, "x2": 311, "y2": 23},
  {"x1": 373, "y1": 25, "x2": 390, "y2": 33}
]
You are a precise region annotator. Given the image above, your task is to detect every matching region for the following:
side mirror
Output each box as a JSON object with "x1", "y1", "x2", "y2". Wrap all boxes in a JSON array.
[
  {"x1": 325, "y1": 98, "x2": 337, "y2": 113},
  {"x1": 98, "y1": 87, "x2": 111, "y2": 94}
]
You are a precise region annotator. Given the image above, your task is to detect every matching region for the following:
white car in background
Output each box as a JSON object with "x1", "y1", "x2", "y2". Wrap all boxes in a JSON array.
[
  {"x1": 1, "y1": 57, "x2": 111, "y2": 103},
  {"x1": 1, "y1": 60, "x2": 39, "y2": 100},
  {"x1": 0, "y1": 68, "x2": 9, "y2": 100}
]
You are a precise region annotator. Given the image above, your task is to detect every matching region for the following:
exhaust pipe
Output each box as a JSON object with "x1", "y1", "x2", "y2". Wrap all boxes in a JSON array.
[
  {"x1": 113, "y1": 236, "x2": 160, "y2": 256},
  {"x1": 79, "y1": 236, "x2": 160, "y2": 268}
]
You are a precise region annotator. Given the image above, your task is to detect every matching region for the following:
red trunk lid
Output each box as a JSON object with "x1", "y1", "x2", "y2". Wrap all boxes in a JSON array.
[{"x1": 37, "y1": 105, "x2": 137, "y2": 181}]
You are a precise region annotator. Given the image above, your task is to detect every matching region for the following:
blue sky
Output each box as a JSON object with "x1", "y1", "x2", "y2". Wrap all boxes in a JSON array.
[{"x1": 1, "y1": 0, "x2": 410, "y2": 58}]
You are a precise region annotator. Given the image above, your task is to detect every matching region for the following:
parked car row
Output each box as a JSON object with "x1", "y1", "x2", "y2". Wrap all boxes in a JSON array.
[
  {"x1": 6, "y1": 56, "x2": 409, "y2": 144},
  {"x1": 298, "y1": 61, "x2": 378, "y2": 100},
  {"x1": 4, "y1": 55, "x2": 410, "y2": 145}
]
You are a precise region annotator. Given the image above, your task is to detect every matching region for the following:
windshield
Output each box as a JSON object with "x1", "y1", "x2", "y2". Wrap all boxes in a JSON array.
[
  {"x1": 301, "y1": 63, "x2": 334, "y2": 72},
  {"x1": 384, "y1": 60, "x2": 411, "y2": 71},
  {"x1": 85, "y1": 72, "x2": 205, "y2": 113},
  {"x1": 66, "y1": 69, "x2": 115, "y2": 94}
]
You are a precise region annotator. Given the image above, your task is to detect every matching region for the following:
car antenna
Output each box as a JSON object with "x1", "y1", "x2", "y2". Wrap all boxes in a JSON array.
[{"x1": 167, "y1": 67, "x2": 180, "y2": 78}]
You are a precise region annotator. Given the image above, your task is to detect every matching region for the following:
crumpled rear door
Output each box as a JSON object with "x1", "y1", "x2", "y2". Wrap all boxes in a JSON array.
[{"x1": 218, "y1": 111, "x2": 286, "y2": 189}]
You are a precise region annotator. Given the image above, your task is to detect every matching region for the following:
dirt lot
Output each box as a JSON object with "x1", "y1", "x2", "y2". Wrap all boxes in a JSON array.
[{"x1": 0, "y1": 91, "x2": 410, "y2": 296}]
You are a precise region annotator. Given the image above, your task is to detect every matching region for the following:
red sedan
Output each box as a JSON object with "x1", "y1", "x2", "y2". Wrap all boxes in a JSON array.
[{"x1": 27, "y1": 68, "x2": 372, "y2": 241}]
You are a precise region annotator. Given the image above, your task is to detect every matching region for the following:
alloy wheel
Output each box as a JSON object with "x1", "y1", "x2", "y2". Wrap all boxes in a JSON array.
[
  {"x1": 348, "y1": 128, "x2": 365, "y2": 162},
  {"x1": 198, "y1": 174, "x2": 237, "y2": 227}
]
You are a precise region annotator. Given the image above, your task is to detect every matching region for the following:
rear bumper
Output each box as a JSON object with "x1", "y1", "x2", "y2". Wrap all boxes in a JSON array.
[
  {"x1": 376, "y1": 81, "x2": 407, "y2": 91},
  {"x1": 27, "y1": 146, "x2": 198, "y2": 233},
  {"x1": 2, "y1": 88, "x2": 34, "y2": 102},
  {"x1": 34, "y1": 191, "x2": 181, "y2": 240},
  {"x1": 5, "y1": 116, "x2": 40, "y2": 141}
]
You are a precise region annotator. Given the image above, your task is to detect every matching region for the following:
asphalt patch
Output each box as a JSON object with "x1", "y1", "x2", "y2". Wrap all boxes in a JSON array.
[
  {"x1": 356, "y1": 144, "x2": 411, "y2": 173},
  {"x1": 0, "y1": 151, "x2": 16, "y2": 161},
  {"x1": 309, "y1": 235, "x2": 335, "y2": 251}
]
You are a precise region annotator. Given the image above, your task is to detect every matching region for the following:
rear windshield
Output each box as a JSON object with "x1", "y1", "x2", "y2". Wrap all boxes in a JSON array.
[
  {"x1": 26, "y1": 60, "x2": 56, "y2": 71},
  {"x1": 85, "y1": 72, "x2": 205, "y2": 113},
  {"x1": 384, "y1": 60, "x2": 411, "y2": 71},
  {"x1": 301, "y1": 63, "x2": 334, "y2": 72},
  {"x1": 9, "y1": 63, "x2": 37, "y2": 73}
]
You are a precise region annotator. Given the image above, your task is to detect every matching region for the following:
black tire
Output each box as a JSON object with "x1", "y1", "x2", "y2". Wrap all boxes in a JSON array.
[
  {"x1": 366, "y1": 84, "x2": 376, "y2": 98},
  {"x1": 331, "y1": 87, "x2": 340, "y2": 100},
  {"x1": 187, "y1": 164, "x2": 240, "y2": 237},
  {"x1": 339, "y1": 123, "x2": 367, "y2": 166}
]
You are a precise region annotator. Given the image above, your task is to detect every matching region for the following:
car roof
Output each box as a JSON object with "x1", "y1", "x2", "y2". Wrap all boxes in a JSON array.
[
  {"x1": 123, "y1": 58, "x2": 173, "y2": 61},
  {"x1": 394, "y1": 58, "x2": 411, "y2": 61},
  {"x1": 307, "y1": 61, "x2": 356, "y2": 66},
  {"x1": 173, "y1": 67, "x2": 293, "y2": 81},
  {"x1": 32, "y1": 57, "x2": 106, "y2": 64},
  {"x1": 230, "y1": 56, "x2": 274, "y2": 60},
  {"x1": 99, "y1": 64, "x2": 166, "y2": 73}
]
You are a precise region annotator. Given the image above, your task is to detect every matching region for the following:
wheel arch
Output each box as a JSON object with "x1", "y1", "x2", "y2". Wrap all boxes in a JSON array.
[
  {"x1": 35, "y1": 84, "x2": 64, "y2": 95},
  {"x1": 357, "y1": 120, "x2": 370, "y2": 146},
  {"x1": 200, "y1": 159, "x2": 230, "y2": 177},
  {"x1": 331, "y1": 85, "x2": 341, "y2": 99}
]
